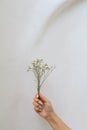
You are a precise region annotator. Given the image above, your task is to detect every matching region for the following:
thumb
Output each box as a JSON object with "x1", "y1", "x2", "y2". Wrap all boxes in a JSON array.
[{"x1": 39, "y1": 93, "x2": 49, "y2": 103}]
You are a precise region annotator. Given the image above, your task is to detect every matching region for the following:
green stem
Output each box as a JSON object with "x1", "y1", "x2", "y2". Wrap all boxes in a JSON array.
[{"x1": 37, "y1": 74, "x2": 40, "y2": 98}]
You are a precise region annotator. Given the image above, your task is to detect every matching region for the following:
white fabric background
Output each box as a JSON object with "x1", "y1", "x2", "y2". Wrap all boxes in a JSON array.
[{"x1": 0, "y1": 0, "x2": 87, "y2": 130}]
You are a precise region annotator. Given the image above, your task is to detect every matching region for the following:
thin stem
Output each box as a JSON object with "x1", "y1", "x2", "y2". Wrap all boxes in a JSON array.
[
  {"x1": 40, "y1": 68, "x2": 54, "y2": 87},
  {"x1": 37, "y1": 74, "x2": 40, "y2": 97}
]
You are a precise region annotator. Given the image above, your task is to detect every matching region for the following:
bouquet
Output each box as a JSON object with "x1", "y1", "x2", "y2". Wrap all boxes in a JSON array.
[{"x1": 27, "y1": 59, "x2": 55, "y2": 98}]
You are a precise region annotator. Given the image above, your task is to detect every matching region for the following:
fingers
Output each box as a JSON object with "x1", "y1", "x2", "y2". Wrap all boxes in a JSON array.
[{"x1": 33, "y1": 95, "x2": 44, "y2": 112}]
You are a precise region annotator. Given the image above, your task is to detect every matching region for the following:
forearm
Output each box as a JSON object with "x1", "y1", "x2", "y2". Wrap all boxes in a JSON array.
[{"x1": 46, "y1": 111, "x2": 71, "y2": 130}]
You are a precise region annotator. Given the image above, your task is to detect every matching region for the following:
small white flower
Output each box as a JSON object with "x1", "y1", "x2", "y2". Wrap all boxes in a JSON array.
[{"x1": 27, "y1": 59, "x2": 55, "y2": 97}]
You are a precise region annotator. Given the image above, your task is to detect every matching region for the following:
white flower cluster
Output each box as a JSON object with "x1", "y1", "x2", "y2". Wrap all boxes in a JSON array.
[{"x1": 27, "y1": 59, "x2": 55, "y2": 96}]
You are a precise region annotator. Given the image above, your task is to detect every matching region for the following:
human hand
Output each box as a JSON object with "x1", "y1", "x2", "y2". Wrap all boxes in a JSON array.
[
  {"x1": 33, "y1": 93, "x2": 54, "y2": 119},
  {"x1": 33, "y1": 93, "x2": 71, "y2": 130}
]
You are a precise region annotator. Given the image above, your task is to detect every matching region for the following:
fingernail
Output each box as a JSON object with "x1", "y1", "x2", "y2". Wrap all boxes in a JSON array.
[
  {"x1": 37, "y1": 95, "x2": 39, "y2": 98},
  {"x1": 39, "y1": 105, "x2": 43, "y2": 109},
  {"x1": 38, "y1": 101, "x2": 43, "y2": 105}
]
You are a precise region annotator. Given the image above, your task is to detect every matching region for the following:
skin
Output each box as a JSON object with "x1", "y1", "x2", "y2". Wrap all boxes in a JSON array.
[{"x1": 33, "y1": 93, "x2": 71, "y2": 130}]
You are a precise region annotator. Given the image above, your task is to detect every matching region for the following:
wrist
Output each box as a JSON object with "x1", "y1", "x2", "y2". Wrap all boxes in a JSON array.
[{"x1": 45, "y1": 110, "x2": 56, "y2": 121}]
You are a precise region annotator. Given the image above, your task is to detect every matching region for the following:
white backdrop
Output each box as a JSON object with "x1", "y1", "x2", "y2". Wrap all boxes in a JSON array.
[{"x1": 0, "y1": 0, "x2": 87, "y2": 130}]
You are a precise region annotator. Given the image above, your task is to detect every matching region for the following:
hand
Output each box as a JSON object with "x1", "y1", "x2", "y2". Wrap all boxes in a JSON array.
[
  {"x1": 33, "y1": 93, "x2": 54, "y2": 119},
  {"x1": 33, "y1": 93, "x2": 71, "y2": 130}
]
